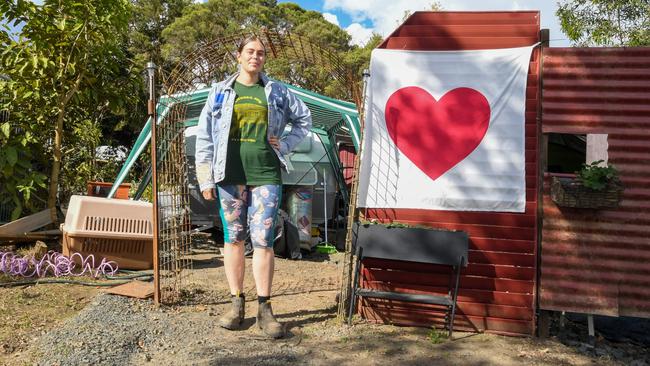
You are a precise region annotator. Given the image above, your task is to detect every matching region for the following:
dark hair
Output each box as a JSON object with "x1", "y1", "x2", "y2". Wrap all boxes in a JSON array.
[{"x1": 237, "y1": 35, "x2": 266, "y2": 53}]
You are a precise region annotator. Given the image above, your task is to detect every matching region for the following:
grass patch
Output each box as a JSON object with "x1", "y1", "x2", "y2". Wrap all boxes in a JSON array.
[
  {"x1": 0, "y1": 283, "x2": 98, "y2": 362},
  {"x1": 427, "y1": 327, "x2": 448, "y2": 344}
]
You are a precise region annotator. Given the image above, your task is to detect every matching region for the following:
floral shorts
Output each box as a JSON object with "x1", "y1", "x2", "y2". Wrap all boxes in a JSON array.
[{"x1": 216, "y1": 184, "x2": 281, "y2": 248}]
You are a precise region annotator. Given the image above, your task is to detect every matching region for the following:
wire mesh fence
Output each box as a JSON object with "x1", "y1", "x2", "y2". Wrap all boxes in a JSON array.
[
  {"x1": 156, "y1": 96, "x2": 194, "y2": 304},
  {"x1": 154, "y1": 28, "x2": 362, "y2": 305}
]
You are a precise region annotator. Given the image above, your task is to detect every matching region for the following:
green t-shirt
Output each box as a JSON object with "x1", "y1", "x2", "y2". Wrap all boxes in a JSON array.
[{"x1": 221, "y1": 81, "x2": 281, "y2": 185}]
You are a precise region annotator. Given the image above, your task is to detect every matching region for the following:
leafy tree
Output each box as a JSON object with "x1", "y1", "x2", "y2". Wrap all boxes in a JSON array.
[
  {"x1": 557, "y1": 0, "x2": 650, "y2": 46},
  {"x1": 0, "y1": 75, "x2": 48, "y2": 219},
  {"x1": 161, "y1": 0, "x2": 279, "y2": 65},
  {"x1": 161, "y1": 0, "x2": 355, "y2": 99},
  {"x1": 0, "y1": 0, "x2": 382, "y2": 223},
  {"x1": 128, "y1": 0, "x2": 191, "y2": 71},
  {"x1": 277, "y1": 2, "x2": 351, "y2": 50},
  {"x1": 1, "y1": 0, "x2": 140, "y2": 222},
  {"x1": 264, "y1": 3, "x2": 353, "y2": 98}
]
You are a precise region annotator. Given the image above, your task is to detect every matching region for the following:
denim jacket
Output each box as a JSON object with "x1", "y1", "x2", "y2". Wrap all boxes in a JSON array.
[{"x1": 195, "y1": 72, "x2": 312, "y2": 191}]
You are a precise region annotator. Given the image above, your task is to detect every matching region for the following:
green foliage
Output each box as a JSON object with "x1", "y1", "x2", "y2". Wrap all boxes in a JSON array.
[
  {"x1": 344, "y1": 34, "x2": 383, "y2": 78},
  {"x1": 427, "y1": 327, "x2": 447, "y2": 344},
  {"x1": 1, "y1": 0, "x2": 380, "y2": 220},
  {"x1": 0, "y1": 73, "x2": 49, "y2": 220},
  {"x1": 576, "y1": 160, "x2": 621, "y2": 191},
  {"x1": 0, "y1": 0, "x2": 141, "y2": 218},
  {"x1": 160, "y1": 0, "x2": 364, "y2": 100},
  {"x1": 128, "y1": 0, "x2": 191, "y2": 71},
  {"x1": 161, "y1": 0, "x2": 279, "y2": 65},
  {"x1": 557, "y1": 0, "x2": 650, "y2": 46}
]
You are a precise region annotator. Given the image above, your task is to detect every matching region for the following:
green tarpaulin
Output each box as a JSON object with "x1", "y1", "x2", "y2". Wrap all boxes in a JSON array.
[{"x1": 108, "y1": 81, "x2": 360, "y2": 203}]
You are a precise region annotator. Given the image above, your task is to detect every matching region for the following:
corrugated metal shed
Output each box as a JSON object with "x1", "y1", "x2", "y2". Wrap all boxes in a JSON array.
[
  {"x1": 540, "y1": 47, "x2": 650, "y2": 317},
  {"x1": 358, "y1": 11, "x2": 540, "y2": 336}
]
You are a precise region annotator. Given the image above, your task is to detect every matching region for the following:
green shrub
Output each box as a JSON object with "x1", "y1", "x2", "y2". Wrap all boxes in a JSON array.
[
  {"x1": 427, "y1": 327, "x2": 447, "y2": 344},
  {"x1": 576, "y1": 160, "x2": 620, "y2": 191}
]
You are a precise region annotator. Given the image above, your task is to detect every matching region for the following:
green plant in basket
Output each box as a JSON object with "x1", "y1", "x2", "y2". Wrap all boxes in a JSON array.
[{"x1": 576, "y1": 160, "x2": 620, "y2": 191}]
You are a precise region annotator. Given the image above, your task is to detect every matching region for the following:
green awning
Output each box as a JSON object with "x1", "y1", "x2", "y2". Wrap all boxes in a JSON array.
[{"x1": 108, "y1": 81, "x2": 360, "y2": 200}]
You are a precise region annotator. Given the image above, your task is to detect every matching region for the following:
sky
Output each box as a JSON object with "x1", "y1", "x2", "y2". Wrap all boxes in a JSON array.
[
  {"x1": 5, "y1": 1, "x2": 570, "y2": 47},
  {"x1": 279, "y1": 0, "x2": 570, "y2": 47}
]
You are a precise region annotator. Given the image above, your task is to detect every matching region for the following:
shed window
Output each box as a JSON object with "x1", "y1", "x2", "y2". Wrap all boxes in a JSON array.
[
  {"x1": 546, "y1": 133, "x2": 586, "y2": 174},
  {"x1": 546, "y1": 133, "x2": 609, "y2": 174}
]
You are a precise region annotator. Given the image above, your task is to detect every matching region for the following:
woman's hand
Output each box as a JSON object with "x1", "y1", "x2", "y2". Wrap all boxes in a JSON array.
[
  {"x1": 268, "y1": 136, "x2": 280, "y2": 150},
  {"x1": 202, "y1": 188, "x2": 216, "y2": 201}
]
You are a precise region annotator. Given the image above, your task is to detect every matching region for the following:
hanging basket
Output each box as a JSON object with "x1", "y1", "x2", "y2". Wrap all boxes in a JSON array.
[{"x1": 551, "y1": 176, "x2": 623, "y2": 209}]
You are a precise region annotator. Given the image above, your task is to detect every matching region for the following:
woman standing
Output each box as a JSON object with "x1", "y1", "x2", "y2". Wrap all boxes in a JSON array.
[{"x1": 195, "y1": 35, "x2": 312, "y2": 339}]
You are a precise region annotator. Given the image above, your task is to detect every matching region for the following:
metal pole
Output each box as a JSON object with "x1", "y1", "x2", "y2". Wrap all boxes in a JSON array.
[
  {"x1": 337, "y1": 68, "x2": 371, "y2": 321},
  {"x1": 323, "y1": 168, "x2": 328, "y2": 244},
  {"x1": 146, "y1": 61, "x2": 161, "y2": 304},
  {"x1": 535, "y1": 28, "x2": 549, "y2": 336}
]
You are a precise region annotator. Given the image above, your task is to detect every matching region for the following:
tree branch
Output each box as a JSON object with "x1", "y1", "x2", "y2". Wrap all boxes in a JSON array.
[{"x1": 62, "y1": 19, "x2": 88, "y2": 77}]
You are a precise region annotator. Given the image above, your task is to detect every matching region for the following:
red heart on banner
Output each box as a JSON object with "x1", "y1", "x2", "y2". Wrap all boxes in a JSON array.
[{"x1": 385, "y1": 86, "x2": 491, "y2": 181}]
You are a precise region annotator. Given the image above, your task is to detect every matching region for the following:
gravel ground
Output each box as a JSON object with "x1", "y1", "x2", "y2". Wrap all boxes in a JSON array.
[
  {"x1": 27, "y1": 293, "x2": 311, "y2": 366},
  {"x1": 31, "y1": 294, "x2": 160, "y2": 365},
  {"x1": 4, "y1": 248, "x2": 648, "y2": 366},
  {"x1": 22, "y1": 290, "x2": 649, "y2": 366},
  {"x1": 12, "y1": 251, "x2": 347, "y2": 366}
]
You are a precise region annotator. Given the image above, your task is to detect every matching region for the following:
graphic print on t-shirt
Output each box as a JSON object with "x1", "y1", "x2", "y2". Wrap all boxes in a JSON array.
[
  {"x1": 229, "y1": 95, "x2": 267, "y2": 143},
  {"x1": 222, "y1": 81, "x2": 281, "y2": 185}
]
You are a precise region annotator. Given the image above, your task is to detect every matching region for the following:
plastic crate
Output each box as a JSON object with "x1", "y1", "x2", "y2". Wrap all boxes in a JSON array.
[{"x1": 61, "y1": 195, "x2": 153, "y2": 270}]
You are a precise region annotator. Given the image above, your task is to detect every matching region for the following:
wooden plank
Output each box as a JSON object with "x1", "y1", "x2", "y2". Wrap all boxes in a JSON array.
[
  {"x1": 0, "y1": 209, "x2": 52, "y2": 236},
  {"x1": 104, "y1": 280, "x2": 154, "y2": 299}
]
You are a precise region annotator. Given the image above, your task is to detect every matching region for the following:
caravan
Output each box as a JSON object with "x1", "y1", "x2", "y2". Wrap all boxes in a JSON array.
[{"x1": 108, "y1": 81, "x2": 360, "y2": 247}]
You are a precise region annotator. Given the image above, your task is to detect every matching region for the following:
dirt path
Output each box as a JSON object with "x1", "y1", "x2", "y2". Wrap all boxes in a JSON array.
[{"x1": 2, "y1": 251, "x2": 647, "y2": 365}]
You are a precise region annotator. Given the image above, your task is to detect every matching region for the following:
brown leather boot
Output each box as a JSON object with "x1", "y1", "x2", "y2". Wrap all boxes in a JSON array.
[
  {"x1": 256, "y1": 302, "x2": 284, "y2": 339},
  {"x1": 219, "y1": 296, "x2": 245, "y2": 330}
]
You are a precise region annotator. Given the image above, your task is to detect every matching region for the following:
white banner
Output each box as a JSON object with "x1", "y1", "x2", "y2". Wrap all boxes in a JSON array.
[{"x1": 358, "y1": 46, "x2": 535, "y2": 212}]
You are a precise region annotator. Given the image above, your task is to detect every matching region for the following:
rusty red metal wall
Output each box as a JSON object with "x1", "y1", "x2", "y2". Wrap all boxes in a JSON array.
[
  {"x1": 338, "y1": 144, "x2": 356, "y2": 188},
  {"x1": 358, "y1": 11, "x2": 541, "y2": 336},
  {"x1": 540, "y1": 47, "x2": 650, "y2": 317}
]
